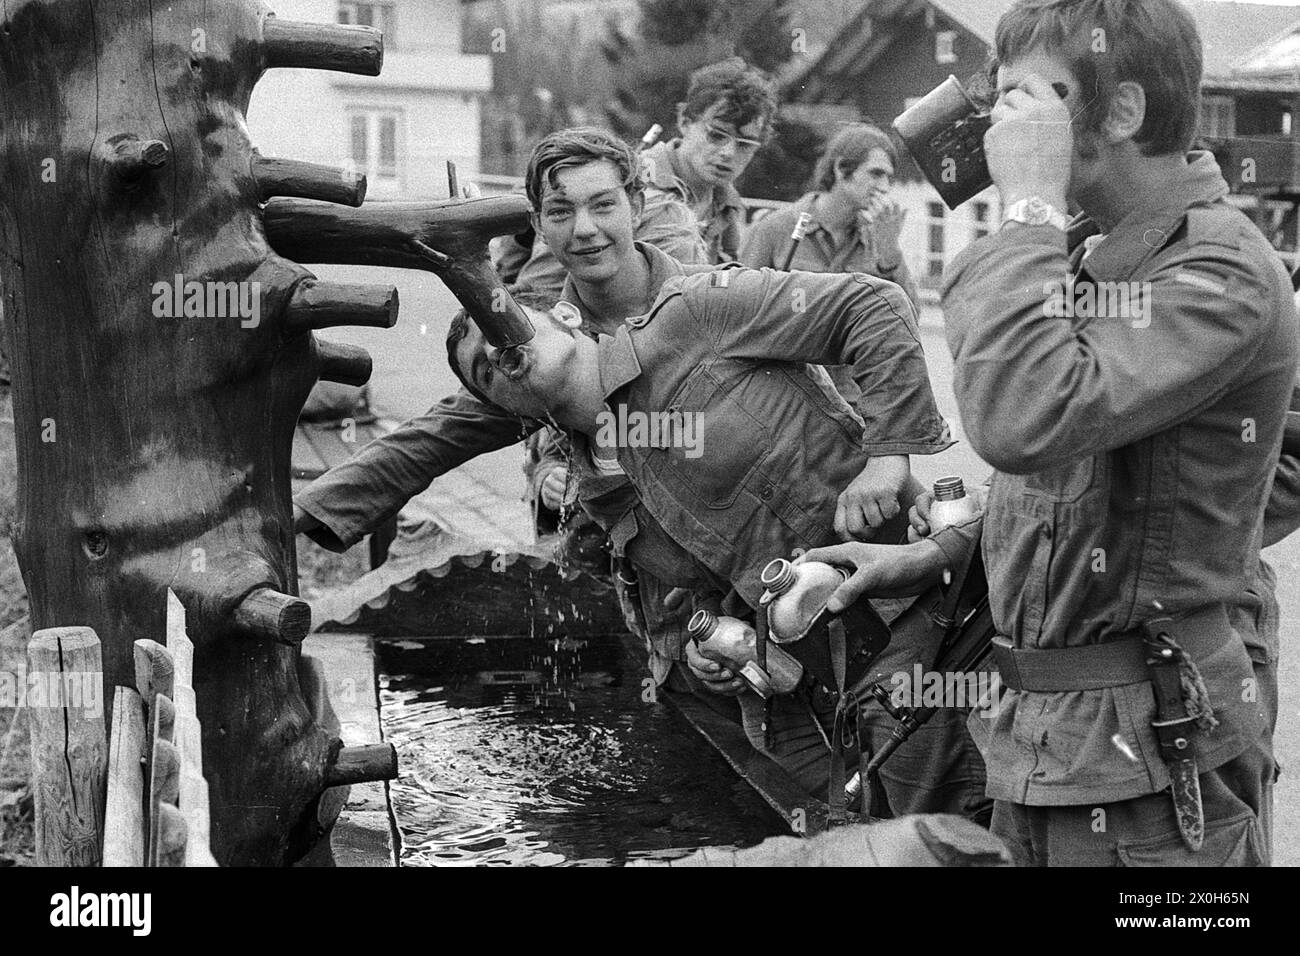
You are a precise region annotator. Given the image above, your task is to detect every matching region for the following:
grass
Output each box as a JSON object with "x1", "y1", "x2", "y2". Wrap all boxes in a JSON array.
[{"x1": 0, "y1": 385, "x2": 32, "y2": 865}]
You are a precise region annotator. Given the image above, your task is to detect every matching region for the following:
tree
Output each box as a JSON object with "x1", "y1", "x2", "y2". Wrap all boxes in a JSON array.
[
  {"x1": 604, "y1": 0, "x2": 796, "y2": 141},
  {"x1": 466, "y1": 0, "x2": 620, "y2": 175}
]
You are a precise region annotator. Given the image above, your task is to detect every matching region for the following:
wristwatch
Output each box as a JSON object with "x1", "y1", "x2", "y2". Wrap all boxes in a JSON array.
[{"x1": 1001, "y1": 196, "x2": 1068, "y2": 232}]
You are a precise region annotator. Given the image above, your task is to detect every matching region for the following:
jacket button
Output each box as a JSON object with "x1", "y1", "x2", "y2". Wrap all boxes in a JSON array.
[{"x1": 760, "y1": 486, "x2": 773, "y2": 500}]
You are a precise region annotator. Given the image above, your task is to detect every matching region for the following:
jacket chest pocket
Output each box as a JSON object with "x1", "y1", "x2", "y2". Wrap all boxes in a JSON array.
[{"x1": 649, "y1": 366, "x2": 771, "y2": 509}]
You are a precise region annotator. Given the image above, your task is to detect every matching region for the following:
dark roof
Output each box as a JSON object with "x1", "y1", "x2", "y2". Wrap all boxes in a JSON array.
[{"x1": 798, "y1": 0, "x2": 1300, "y2": 86}]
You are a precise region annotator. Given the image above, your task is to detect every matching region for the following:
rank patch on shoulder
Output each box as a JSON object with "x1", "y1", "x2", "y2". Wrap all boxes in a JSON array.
[
  {"x1": 709, "y1": 271, "x2": 731, "y2": 288},
  {"x1": 1173, "y1": 272, "x2": 1226, "y2": 295}
]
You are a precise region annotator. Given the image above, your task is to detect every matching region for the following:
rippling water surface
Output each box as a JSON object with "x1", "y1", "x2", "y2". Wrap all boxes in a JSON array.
[{"x1": 380, "y1": 635, "x2": 785, "y2": 866}]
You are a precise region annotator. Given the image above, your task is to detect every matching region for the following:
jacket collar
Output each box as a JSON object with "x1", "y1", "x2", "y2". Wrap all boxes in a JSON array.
[
  {"x1": 642, "y1": 139, "x2": 745, "y2": 214},
  {"x1": 558, "y1": 241, "x2": 687, "y2": 333},
  {"x1": 1068, "y1": 151, "x2": 1230, "y2": 282}
]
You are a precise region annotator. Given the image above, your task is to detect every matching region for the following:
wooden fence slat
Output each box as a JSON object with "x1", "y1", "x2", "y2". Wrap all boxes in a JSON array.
[
  {"x1": 179, "y1": 768, "x2": 218, "y2": 866},
  {"x1": 147, "y1": 738, "x2": 180, "y2": 867},
  {"x1": 133, "y1": 639, "x2": 174, "y2": 716},
  {"x1": 165, "y1": 589, "x2": 194, "y2": 690},
  {"x1": 102, "y1": 686, "x2": 147, "y2": 867},
  {"x1": 152, "y1": 693, "x2": 176, "y2": 746},
  {"x1": 27, "y1": 627, "x2": 108, "y2": 867},
  {"x1": 155, "y1": 803, "x2": 188, "y2": 868}
]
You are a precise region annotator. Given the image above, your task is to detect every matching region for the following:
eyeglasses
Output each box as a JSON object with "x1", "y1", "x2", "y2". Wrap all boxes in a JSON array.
[{"x1": 703, "y1": 122, "x2": 764, "y2": 153}]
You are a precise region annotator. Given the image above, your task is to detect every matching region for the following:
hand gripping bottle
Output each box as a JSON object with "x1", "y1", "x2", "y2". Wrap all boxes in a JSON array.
[
  {"x1": 760, "y1": 558, "x2": 849, "y2": 643},
  {"x1": 759, "y1": 557, "x2": 893, "y2": 692},
  {"x1": 688, "y1": 609, "x2": 803, "y2": 698}
]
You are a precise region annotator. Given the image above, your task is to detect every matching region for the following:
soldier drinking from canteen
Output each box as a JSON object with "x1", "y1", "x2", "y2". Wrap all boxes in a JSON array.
[{"x1": 803, "y1": 0, "x2": 1298, "y2": 866}]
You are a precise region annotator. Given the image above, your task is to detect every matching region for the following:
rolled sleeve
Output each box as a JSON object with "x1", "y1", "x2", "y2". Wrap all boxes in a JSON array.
[{"x1": 295, "y1": 389, "x2": 537, "y2": 551}]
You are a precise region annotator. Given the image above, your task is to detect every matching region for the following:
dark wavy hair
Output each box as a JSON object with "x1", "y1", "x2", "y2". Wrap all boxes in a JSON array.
[
  {"x1": 993, "y1": 0, "x2": 1202, "y2": 156},
  {"x1": 680, "y1": 56, "x2": 778, "y2": 136},
  {"x1": 524, "y1": 127, "x2": 645, "y2": 212}
]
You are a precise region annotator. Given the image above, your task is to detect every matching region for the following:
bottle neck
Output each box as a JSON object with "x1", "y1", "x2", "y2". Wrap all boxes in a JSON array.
[
  {"x1": 688, "y1": 609, "x2": 718, "y2": 641},
  {"x1": 933, "y1": 476, "x2": 966, "y2": 502}
]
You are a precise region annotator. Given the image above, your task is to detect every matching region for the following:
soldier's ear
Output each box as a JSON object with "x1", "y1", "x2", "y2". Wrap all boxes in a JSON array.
[
  {"x1": 675, "y1": 102, "x2": 690, "y2": 137},
  {"x1": 1104, "y1": 80, "x2": 1146, "y2": 145},
  {"x1": 630, "y1": 189, "x2": 645, "y2": 224}
]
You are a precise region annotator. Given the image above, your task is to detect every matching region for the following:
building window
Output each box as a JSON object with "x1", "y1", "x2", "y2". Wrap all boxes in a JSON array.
[
  {"x1": 1198, "y1": 95, "x2": 1234, "y2": 139},
  {"x1": 927, "y1": 201, "x2": 946, "y2": 279},
  {"x1": 935, "y1": 31, "x2": 957, "y2": 64},
  {"x1": 972, "y1": 201, "x2": 990, "y2": 240},
  {"x1": 348, "y1": 110, "x2": 403, "y2": 190},
  {"x1": 338, "y1": 2, "x2": 396, "y2": 46}
]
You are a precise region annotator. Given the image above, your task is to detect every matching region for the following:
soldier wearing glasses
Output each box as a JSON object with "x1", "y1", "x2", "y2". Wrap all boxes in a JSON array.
[{"x1": 640, "y1": 57, "x2": 778, "y2": 264}]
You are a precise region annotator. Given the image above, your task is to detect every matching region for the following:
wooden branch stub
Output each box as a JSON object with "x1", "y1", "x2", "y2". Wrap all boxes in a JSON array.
[
  {"x1": 133, "y1": 639, "x2": 174, "y2": 716},
  {"x1": 316, "y1": 339, "x2": 373, "y2": 387},
  {"x1": 103, "y1": 686, "x2": 147, "y2": 867},
  {"x1": 262, "y1": 18, "x2": 383, "y2": 76},
  {"x1": 231, "y1": 587, "x2": 312, "y2": 645},
  {"x1": 262, "y1": 196, "x2": 536, "y2": 349},
  {"x1": 285, "y1": 279, "x2": 398, "y2": 332},
  {"x1": 105, "y1": 138, "x2": 169, "y2": 186},
  {"x1": 252, "y1": 155, "x2": 366, "y2": 207},
  {"x1": 325, "y1": 743, "x2": 399, "y2": 787},
  {"x1": 28, "y1": 627, "x2": 108, "y2": 867}
]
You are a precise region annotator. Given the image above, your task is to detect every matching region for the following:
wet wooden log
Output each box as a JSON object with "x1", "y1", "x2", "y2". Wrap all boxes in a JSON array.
[
  {"x1": 231, "y1": 588, "x2": 312, "y2": 645},
  {"x1": 285, "y1": 279, "x2": 399, "y2": 332},
  {"x1": 317, "y1": 340, "x2": 375, "y2": 388},
  {"x1": 262, "y1": 18, "x2": 383, "y2": 76},
  {"x1": 325, "y1": 743, "x2": 399, "y2": 787},
  {"x1": 253, "y1": 155, "x2": 367, "y2": 207},
  {"x1": 28, "y1": 628, "x2": 108, "y2": 867}
]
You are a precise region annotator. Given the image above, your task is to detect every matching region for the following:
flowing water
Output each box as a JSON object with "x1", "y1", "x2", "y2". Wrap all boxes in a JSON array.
[{"x1": 379, "y1": 634, "x2": 786, "y2": 866}]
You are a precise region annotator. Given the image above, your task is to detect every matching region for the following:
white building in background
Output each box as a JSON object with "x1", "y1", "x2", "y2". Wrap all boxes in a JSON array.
[{"x1": 248, "y1": 0, "x2": 492, "y2": 200}]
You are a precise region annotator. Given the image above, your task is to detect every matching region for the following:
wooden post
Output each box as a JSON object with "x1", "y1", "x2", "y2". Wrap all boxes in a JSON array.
[
  {"x1": 103, "y1": 686, "x2": 147, "y2": 867},
  {"x1": 1, "y1": 1, "x2": 400, "y2": 862},
  {"x1": 27, "y1": 628, "x2": 108, "y2": 867}
]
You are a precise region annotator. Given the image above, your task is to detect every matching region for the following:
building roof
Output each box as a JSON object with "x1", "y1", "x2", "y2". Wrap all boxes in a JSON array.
[{"x1": 797, "y1": 0, "x2": 1300, "y2": 88}]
